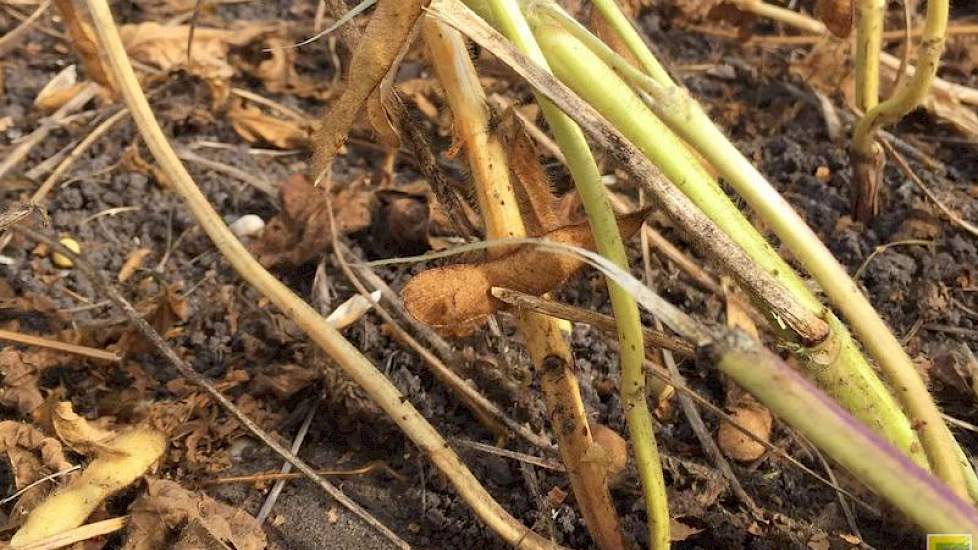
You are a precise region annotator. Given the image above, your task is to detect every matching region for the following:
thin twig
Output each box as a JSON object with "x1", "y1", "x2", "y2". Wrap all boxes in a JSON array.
[
  {"x1": 0, "y1": 0, "x2": 50, "y2": 57},
  {"x1": 881, "y1": 140, "x2": 978, "y2": 239},
  {"x1": 639, "y1": 232, "x2": 759, "y2": 516},
  {"x1": 175, "y1": 147, "x2": 277, "y2": 197},
  {"x1": 208, "y1": 461, "x2": 406, "y2": 485},
  {"x1": 0, "y1": 466, "x2": 81, "y2": 506},
  {"x1": 0, "y1": 329, "x2": 120, "y2": 362},
  {"x1": 329, "y1": 188, "x2": 542, "y2": 445},
  {"x1": 0, "y1": 82, "x2": 99, "y2": 183},
  {"x1": 255, "y1": 398, "x2": 320, "y2": 525},
  {"x1": 455, "y1": 439, "x2": 564, "y2": 471},
  {"x1": 852, "y1": 239, "x2": 932, "y2": 280},
  {"x1": 14, "y1": 516, "x2": 127, "y2": 550},
  {"x1": 268, "y1": 0, "x2": 376, "y2": 51},
  {"x1": 812, "y1": 443, "x2": 865, "y2": 545},
  {"x1": 490, "y1": 287, "x2": 695, "y2": 357},
  {"x1": 638, "y1": 355, "x2": 879, "y2": 514}
]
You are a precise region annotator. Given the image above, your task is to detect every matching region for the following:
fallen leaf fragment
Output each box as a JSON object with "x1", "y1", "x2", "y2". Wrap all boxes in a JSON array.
[
  {"x1": 0, "y1": 421, "x2": 73, "y2": 531},
  {"x1": 119, "y1": 22, "x2": 272, "y2": 106},
  {"x1": 34, "y1": 64, "x2": 85, "y2": 111},
  {"x1": 402, "y1": 209, "x2": 649, "y2": 337},
  {"x1": 228, "y1": 100, "x2": 310, "y2": 149},
  {"x1": 122, "y1": 479, "x2": 265, "y2": 550},
  {"x1": 113, "y1": 286, "x2": 188, "y2": 356},
  {"x1": 10, "y1": 428, "x2": 166, "y2": 547},
  {"x1": 0, "y1": 350, "x2": 44, "y2": 415},
  {"x1": 250, "y1": 174, "x2": 371, "y2": 268},
  {"x1": 245, "y1": 36, "x2": 324, "y2": 99},
  {"x1": 49, "y1": 401, "x2": 121, "y2": 457},
  {"x1": 669, "y1": 518, "x2": 704, "y2": 542}
]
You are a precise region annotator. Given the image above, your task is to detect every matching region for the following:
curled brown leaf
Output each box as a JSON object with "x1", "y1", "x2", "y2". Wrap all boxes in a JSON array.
[{"x1": 123, "y1": 478, "x2": 265, "y2": 550}]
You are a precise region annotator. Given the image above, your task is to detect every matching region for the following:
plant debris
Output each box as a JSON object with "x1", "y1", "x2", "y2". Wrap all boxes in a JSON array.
[{"x1": 250, "y1": 173, "x2": 371, "y2": 268}]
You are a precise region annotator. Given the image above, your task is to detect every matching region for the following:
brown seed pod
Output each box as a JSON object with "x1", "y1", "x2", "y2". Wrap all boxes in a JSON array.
[
  {"x1": 590, "y1": 423, "x2": 628, "y2": 480},
  {"x1": 815, "y1": 0, "x2": 854, "y2": 38},
  {"x1": 717, "y1": 406, "x2": 773, "y2": 462},
  {"x1": 401, "y1": 209, "x2": 650, "y2": 337}
]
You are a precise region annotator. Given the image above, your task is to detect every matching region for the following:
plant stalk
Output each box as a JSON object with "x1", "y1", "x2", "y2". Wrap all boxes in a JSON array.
[
  {"x1": 422, "y1": 16, "x2": 627, "y2": 549},
  {"x1": 852, "y1": 0, "x2": 949, "y2": 156},
  {"x1": 525, "y1": 7, "x2": 926, "y2": 466},
  {"x1": 430, "y1": 0, "x2": 978, "y2": 513},
  {"x1": 855, "y1": 0, "x2": 886, "y2": 111},
  {"x1": 532, "y1": 3, "x2": 972, "y2": 497},
  {"x1": 480, "y1": 0, "x2": 669, "y2": 546}
]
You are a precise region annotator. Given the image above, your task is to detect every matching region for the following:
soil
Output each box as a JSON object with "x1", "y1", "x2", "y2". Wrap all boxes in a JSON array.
[{"x1": 2, "y1": 1, "x2": 978, "y2": 549}]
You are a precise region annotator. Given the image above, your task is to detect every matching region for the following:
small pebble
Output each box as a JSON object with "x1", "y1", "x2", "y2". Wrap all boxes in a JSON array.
[
  {"x1": 229, "y1": 214, "x2": 265, "y2": 238},
  {"x1": 51, "y1": 237, "x2": 80, "y2": 268}
]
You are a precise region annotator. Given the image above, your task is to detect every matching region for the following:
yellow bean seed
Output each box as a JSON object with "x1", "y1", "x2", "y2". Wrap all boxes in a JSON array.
[{"x1": 51, "y1": 237, "x2": 80, "y2": 268}]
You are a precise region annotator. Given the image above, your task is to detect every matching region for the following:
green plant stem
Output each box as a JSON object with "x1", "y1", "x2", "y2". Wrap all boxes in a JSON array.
[
  {"x1": 423, "y1": 16, "x2": 629, "y2": 549},
  {"x1": 855, "y1": 0, "x2": 886, "y2": 111},
  {"x1": 588, "y1": 0, "x2": 671, "y2": 84},
  {"x1": 429, "y1": 0, "x2": 978, "y2": 519},
  {"x1": 711, "y1": 332, "x2": 978, "y2": 536},
  {"x1": 852, "y1": 0, "x2": 949, "y2": 157},
  {"x1": 526, "y1": 6, "x2": 927, "y2": 466},
  {"x1": 535, "y1": 2, "x2": 970, "y2": 498},
  {"x1": 480, "y1": 1, "x2": 668, "y2": 546}
]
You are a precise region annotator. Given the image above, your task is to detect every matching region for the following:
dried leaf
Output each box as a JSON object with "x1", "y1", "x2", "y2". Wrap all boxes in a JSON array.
[
  {"x1": 245, "y1": 36, "x2": 324, "y2": 99},
  {"x1": 311, "y1": 0, "x2": 425, "y2": 174},
  {"x1": 49, "y1": 402, "x2": 121, "y2": 457},
  {"x1": 671, "y1": 0, "x2": 725, "y2": 21},
  {"x1": 0, "y1": 349, "x2": 44, "y2": 415},
  {"x1": 250, "y1": 174, "x2": 371, "y2": 268},
  {"x1": 669, "y1": 518, "x2": 705, "y2": 542},
  {"x1": 815, "y1": 0, "x2": 854, "y2": 38},
  {"x1": 790, "y1": 39, "x2": 855, "y2": 108},
  {"x1": 921, "y1": 86, "x2": 978, "y2": 142},
  {"x1": 0, "y1": 422, "x2": 72, "y2": 488},
  {"x1": 252, "y1": 364, "x2": 320, "y2": 400},
  {"x1": 119, "y1": 22, "x2": 272, "y2": 106},
  {"x1": 0, "y1": 421, "x2": 73, "y2": 531},
  {"x1": 123, "y1": 479, "x2": 266, "y2": 550},
  {"x1": 227, "y1": 100, "x2": 310, "y2": 149},
  {"x1": 401, "y1": 209, "x2": 649, "y2": 337},
  {"x1": 114, "y1": 286, "x2": 188, "y2": 356}
]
